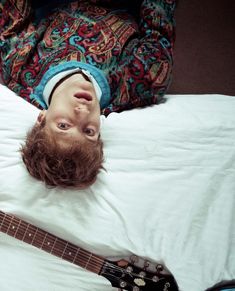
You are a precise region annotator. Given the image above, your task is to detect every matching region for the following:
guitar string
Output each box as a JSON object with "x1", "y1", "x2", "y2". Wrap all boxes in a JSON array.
[
  {"x1": 0, "y1": 224, "x2": 103, "y2": 273},
  {"x1": 99, "y1": 270, "x2": 164, "y2": 291},
  {"x1": 0, "y1": 214, "x2": 148, "y2": 278},
  {"x1": 0, "y1": 216, "x2": 130, "y2": 278},
  {"x1": 0, "y1": 214, "x2": 105, "y2": 270},
  {"x1": 0, "y1": 221, "x2": 161, "y2": 284},
  {"x1": 104, "y1": 262, "x2": 164, "y2": 282},
  {"x1": 0, "y1": 214, "x2": 163, "y2": 279},
  {"x1": 0, "y1": 213, "x2": 164, "y2": 283}
]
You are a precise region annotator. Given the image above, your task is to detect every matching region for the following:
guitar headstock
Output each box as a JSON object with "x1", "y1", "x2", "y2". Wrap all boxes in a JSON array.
[{"x1": 100, "y1": 255, "x2": 178, "y2": 291}]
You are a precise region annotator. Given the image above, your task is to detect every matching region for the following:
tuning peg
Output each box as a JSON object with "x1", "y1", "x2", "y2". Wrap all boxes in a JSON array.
[
  {"x1": 138, "y1": 271, "x2": 146, "y2": 278},
  {"x1": 155, "y1": 264, "x2": 164, "y2": 273},
  {"x1": 126, "y1": 265, "x2": 133, "y2": 273},
  {"x1": 130, "y1": 255, "x2": 139, "y2": 265},
  {"x1": 144, "y1": 260, "x2": 150, "y2": 270},
  {"x1": 152, "y1": 275, "x2": 160, "y2": 282},
  {"x1": 119, "y1": 281, "x2": 127, "y2": 289}
]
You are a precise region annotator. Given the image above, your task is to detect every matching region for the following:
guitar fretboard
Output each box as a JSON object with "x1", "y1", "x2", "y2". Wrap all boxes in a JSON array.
[{"x1": 0, "y1": 210, "x2": 104, "y2": 274}]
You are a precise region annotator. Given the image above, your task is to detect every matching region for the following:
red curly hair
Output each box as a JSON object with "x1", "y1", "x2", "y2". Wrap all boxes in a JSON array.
[{"x1": 20, "y1": 120, "x2": 104, "y2": 188}]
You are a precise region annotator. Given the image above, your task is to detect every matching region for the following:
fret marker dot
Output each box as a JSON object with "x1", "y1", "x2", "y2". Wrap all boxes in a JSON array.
[
  {"x1": 47, "y1": 242, "x2": 50, "y2": 245},
  {"x1": 12, "y1": 226, "x2": 15, "y2": 229},
  {"x1": 69, "y1": 252, "x2": 72, "y2": 255},
  {"x1": 29, "y1": 233, "x2": 32, "y2": 236}
]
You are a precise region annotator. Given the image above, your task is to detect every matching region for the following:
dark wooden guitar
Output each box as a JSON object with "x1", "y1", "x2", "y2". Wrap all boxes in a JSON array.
[{"x1": 0, "y1": 210, "x2": 178, "y2": 291}]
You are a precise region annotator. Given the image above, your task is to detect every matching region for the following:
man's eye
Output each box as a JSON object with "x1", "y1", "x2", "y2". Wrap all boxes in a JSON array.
[
  {"x1": 84, "y1": 128, "x2": 95, "y2": 136},
  {"x1": 58, "y1": 123, "x2": 70, "y2": 130}
]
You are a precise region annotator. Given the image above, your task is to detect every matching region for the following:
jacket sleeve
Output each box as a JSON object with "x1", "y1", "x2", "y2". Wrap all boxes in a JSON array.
[{"x1": 102, "y1": 0, "x2": 176, "y2": 116}]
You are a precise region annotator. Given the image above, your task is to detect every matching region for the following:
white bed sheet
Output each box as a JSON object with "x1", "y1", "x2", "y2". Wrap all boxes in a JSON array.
[{"x1": 0, "y1": 84, "x2": 234, "y2": 291}]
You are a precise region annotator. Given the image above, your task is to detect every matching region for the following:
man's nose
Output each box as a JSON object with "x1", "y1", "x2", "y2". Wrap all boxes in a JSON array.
[{"x1": 74, "y1": 106, "x2": 89, "y2": 115}]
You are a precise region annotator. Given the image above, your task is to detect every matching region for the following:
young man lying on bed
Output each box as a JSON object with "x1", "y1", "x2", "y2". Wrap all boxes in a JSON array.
[{"x1": 0, "y1": 0, "x2": 176, "y2": 188}]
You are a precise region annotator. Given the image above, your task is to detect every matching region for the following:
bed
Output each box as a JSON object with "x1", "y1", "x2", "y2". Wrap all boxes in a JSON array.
[{"x1": 0, "y1": 83, "x2": 235, "y2": 291}]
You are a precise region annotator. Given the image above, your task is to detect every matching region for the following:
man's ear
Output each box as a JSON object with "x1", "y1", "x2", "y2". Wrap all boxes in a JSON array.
[{"x1": 36, "y1": 110, "x2": 47, "y2": 125}]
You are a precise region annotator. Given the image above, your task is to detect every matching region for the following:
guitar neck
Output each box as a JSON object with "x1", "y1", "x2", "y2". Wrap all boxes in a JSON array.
[
  {"x1": 0, "y1": 210, "x2": 180, "y2": 291},
  {"x1": 0, "y1": 210, "x2": 105, "y2": 274}
]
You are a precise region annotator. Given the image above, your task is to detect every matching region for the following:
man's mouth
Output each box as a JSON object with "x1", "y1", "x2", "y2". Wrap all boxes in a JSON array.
[{"x1": 74, "y1": 92, "x2": 93, "y2": 102}]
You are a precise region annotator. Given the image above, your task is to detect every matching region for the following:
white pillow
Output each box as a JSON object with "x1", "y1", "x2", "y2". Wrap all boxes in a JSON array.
[{"x1": 0, "y1": 84, "x2": 235, "y2": 291}]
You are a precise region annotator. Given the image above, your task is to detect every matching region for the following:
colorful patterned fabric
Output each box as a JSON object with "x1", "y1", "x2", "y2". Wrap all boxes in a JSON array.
[{"x1": 0, "y1": 0, "x2": 175, "y2": 116}]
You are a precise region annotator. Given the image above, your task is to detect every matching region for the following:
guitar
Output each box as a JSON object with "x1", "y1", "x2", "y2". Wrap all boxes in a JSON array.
[{"x1": 0, "y1": 210, "x2": 178, "y2": 291}]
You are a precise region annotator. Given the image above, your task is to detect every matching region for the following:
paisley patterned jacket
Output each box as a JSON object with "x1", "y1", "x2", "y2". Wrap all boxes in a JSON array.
[{"x1": 0, "y1": 0, "x2": 175, "y2": 116}]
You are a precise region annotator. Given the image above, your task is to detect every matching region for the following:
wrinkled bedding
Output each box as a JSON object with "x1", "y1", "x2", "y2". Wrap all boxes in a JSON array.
[{"x1": 0, "y1": 84, "x2": 234, "y2": 291}]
